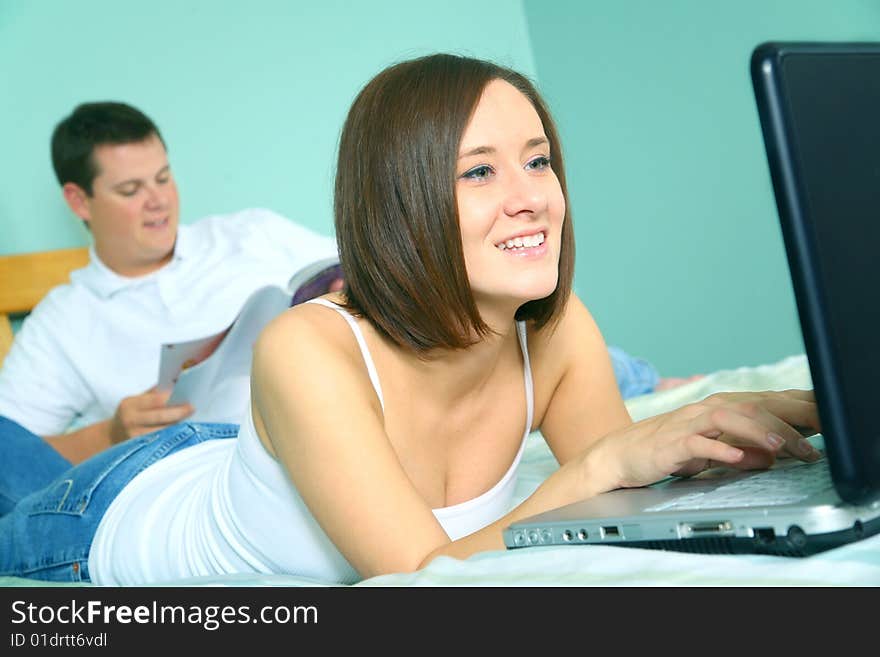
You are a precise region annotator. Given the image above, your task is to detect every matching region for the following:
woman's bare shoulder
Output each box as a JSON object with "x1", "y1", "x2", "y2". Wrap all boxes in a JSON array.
[
  {"x1": 527, "y1": 293, "x2": 623, "y2": 431},
  {"x1": 258, "y1": 295, "x2": 354, "y2": 349},
  {"x1": 527, "y1": 293, "x2": 604, "y2": 367},
  {"x1": 251, "y1": 295, "x2": 385, "y2": 446},
  {"x1": 253, "y1": 295, "x2": 371, "y2": 386}
]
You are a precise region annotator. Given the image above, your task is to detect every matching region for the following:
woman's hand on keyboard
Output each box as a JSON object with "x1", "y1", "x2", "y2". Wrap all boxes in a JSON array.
[
  {"x1": 698, "y1": 389, "x2": 822, "y2": 462},
  {"x1": 585, "y1": 388, "x2": 822, "y2": 490}
]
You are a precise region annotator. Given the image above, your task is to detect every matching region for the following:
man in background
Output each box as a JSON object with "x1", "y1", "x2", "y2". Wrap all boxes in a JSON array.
[{"x1": 0, "y1": 101, "x2": 339, "y2": 478}]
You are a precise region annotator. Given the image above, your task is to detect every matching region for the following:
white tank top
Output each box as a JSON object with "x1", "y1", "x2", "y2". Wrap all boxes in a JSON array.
[{"x1": 88, "y1": 300, "x2": 534, "y2": 585}]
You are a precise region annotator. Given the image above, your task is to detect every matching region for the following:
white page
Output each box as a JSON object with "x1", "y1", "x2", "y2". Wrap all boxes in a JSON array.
[
  {"x1": 164, "y1": 285, "x2": 292, "y2": 422},
  {"x1": 157, "y1": 331, "x2": 228, "y2": 392}
]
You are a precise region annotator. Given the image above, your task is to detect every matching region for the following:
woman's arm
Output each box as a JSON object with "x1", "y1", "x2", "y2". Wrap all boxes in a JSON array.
[
  {"x1": 251, "y1": 304, "x2": 453, "y2": 578},
  {"x1": 537, "y1": 294, "x2": 821, "y2": 487},
  {"x1": 533, "y1": 293, "x2": 633, "y2": 465}
]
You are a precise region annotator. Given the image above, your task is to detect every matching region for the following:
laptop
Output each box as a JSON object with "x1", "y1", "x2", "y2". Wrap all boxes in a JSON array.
[{"x1": 503, "y1": 42, "x2": 880, "y2": 557}]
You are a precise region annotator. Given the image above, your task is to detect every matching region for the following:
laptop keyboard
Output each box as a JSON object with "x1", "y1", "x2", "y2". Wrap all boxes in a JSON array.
[{"x1": 646, "y1": 457, "x2": 833, "y2": 511}]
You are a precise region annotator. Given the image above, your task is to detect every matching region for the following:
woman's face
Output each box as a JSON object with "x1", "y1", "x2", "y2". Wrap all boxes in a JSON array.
[{"x1": 455, "y1": 79, "x2": 565, "y2": 316}]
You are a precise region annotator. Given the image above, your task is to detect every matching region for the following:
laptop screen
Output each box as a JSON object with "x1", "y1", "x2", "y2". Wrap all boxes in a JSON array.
[{"x1": 753, "y1": 44, "x2": 880, "y2": 502}]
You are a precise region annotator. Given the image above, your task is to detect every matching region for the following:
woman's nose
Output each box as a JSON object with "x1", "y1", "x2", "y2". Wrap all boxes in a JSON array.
[{"x1": 502, "y1": 170, "x2": 548, "y2": 218}]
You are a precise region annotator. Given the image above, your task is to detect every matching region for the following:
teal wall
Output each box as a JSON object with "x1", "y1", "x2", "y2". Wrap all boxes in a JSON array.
[
  {"x1": 3, "y1": 0, "x2": 879, "y2": 375},
  {"x1": 524, "y1": 0, "x2": 880, "y2": 375},
  {"x1": 0, "y1": 0, "x2": 535, "y2": 254}
]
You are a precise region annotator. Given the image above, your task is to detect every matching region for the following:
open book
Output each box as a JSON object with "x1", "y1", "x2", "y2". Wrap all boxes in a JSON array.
[{"x1": 156, "y1": 257, "x2": 342, "y2": 423}]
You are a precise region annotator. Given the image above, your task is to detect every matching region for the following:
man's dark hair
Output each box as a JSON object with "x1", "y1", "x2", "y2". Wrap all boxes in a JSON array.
[{"x1": 51, "y1": 101, "x2": 165, "y2": 195}]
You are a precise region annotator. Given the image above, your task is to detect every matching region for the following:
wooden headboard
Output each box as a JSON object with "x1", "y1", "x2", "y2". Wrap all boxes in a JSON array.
[{"x1": 0, "y1": 247, "x2": 90, "y2": 366}]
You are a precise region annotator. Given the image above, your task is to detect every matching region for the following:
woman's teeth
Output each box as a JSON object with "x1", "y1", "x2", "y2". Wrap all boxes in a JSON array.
[{"x1": 496, "y1": 231, "x2": 545, "y2": 251}]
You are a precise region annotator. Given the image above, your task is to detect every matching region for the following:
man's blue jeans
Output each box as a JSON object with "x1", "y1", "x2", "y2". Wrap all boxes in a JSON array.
[{"x1": 0, "y1": 418, "x2": 237, "y2": 582}]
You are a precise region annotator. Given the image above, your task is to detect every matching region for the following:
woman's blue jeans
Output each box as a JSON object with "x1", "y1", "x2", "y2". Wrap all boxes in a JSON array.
[
  {"x1": 0, "y1": 416, "x2": 72, "y2": 515},
  {"x1": 608, "y1": 346, "x2": 660, "y2": 399},
  {"x1": 0, "y1": 418, "x2": 238, "y2": 582}
]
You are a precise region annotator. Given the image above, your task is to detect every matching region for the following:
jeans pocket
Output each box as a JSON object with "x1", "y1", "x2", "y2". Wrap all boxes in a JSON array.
[{"x1": 25, "y1": 445, "x2": 149, "y2": 517}]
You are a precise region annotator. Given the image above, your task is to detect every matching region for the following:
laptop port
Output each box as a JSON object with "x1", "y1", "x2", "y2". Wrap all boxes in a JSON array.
[
  {"x1": 577, "y1": 529, "x2": 589, "y2": 541},
  {"x1": 754, "y1": 527, "x2": 776, "y2": 544},
  {"x1": 681, "y1": 521, "x2": 734, "y2": 536},
  {"x1": 601, "y1": 526, "x2": 620, "y2": 539}
]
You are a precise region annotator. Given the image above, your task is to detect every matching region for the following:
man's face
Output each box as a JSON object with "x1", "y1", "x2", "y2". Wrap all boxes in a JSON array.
[{"x1": 66, "y1": 134, "x2": 179, "y2": 277}]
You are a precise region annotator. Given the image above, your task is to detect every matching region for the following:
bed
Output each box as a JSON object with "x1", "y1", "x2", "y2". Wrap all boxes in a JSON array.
[
  {"x1": 0, "y1": 246, "x2": 90, "y2": 366},
  {"x1": 3, "y1": 353, "x2": 878, "y2": 587}
]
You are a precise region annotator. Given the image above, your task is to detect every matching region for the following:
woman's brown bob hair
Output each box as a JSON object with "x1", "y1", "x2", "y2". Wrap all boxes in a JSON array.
[{"x1": 335, "y1": 53, "x2": 574, "y2": 355}]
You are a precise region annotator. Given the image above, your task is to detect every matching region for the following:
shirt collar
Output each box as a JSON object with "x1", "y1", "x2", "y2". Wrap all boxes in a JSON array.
[{"x1": 71, "y1": 224, "x2": 193, "y2": 299}]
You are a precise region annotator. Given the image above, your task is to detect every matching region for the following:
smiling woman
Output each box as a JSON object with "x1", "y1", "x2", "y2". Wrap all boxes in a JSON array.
[
  {"x1": 455, "y1": 79, "x2": 565, "y2": 321},
  {"x1": 334, "y1": 55, "x2": 574, "y2": 356},
  {"x1": 0, "y1": 53, "x2": 821, "y2": 585}
]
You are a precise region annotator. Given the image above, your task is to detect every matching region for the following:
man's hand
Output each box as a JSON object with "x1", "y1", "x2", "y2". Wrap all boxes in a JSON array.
[
  {"x1": 44, "y1": 389, "x2": 194, "y2": 465},
  {"x1": 109, "y1": 387, "x2": 194, "y2": 444}
]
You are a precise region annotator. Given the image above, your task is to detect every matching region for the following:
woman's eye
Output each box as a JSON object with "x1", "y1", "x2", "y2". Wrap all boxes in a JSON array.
[
  {"x1": 526, "y1": 155, "x2": 551, "y2": 171},
  {"x1": 462, "y1": 165, "x2": 494, "y2": 181}
]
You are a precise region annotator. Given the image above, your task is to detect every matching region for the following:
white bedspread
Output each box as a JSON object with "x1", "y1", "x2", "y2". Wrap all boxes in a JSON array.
[{"x1": 5, "y1": 354, "x2": 879, "y2": 587}]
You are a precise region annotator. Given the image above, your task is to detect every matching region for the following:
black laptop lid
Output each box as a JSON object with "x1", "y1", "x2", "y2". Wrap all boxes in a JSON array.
[{"x1": 751, "y1": 42, "x2": 880, "y2": 504}]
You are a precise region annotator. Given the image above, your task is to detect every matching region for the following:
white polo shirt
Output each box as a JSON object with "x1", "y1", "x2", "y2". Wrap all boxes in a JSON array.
[{"x1": 0, "y1": 208, "x2": 338, "y2": 436}]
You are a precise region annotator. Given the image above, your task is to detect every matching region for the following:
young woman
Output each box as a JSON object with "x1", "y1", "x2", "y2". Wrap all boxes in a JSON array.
[{"x1": 0, "y1": 54, "x2": 820, "y2": 585}]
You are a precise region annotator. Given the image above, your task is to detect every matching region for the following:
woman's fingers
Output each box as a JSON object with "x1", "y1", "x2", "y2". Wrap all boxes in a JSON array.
[
  {"x1": 688, "y1": 404, "x2": 780, "y2": 452},
  {"x1": 761, "y1": 395, "x2": 821, "y2": 428},
  {"x1": 779, "y1": 388, "x2": 815, "y2": 402},
  {"x1": 732, "y1": 445, "x2": 778, "y2": 470},
  {"x1": 671, "y1": 442, "x2": 776, "y2": 478},
  {"x1": 612, "y1": 389, "x2": 822, "y2": 489},
  {"x1": 689, "y1": 393, "x2": 821, "y2": 462},
  {"x1": 665, "y1": 434, "x2": 744, "y2": 477},
  {"x1": 734, "y1": 400, "x2": 820, "y2": 462},
  {"x1": 737, "y1": 402, "x2": 821, "y2": 461},
  {"x1": 759, "y1": 397, "x2": 823, "y2": 456}
]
